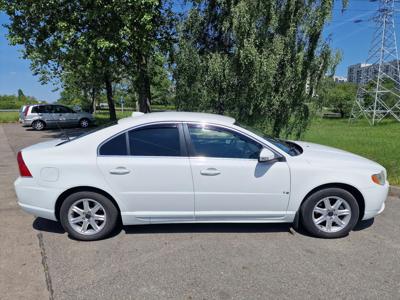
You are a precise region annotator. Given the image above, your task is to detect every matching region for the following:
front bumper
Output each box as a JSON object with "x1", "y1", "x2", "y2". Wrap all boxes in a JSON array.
[
  {"x1": 361, "y1": 181, "x2": 389, "y2": 220},
  {"x1": 14, "y1": 177, "x2": 60, "y2": 221}
]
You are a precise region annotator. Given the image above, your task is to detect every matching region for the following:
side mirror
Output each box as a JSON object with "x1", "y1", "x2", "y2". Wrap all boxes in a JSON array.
[{"x1": 258, "y1": 148, "x2": 275, "y2": 162}]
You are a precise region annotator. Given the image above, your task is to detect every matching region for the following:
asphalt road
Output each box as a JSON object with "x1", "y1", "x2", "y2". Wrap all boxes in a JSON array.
[{"x1": 1, "y1": 123, "x2": 399, "y2": 299}]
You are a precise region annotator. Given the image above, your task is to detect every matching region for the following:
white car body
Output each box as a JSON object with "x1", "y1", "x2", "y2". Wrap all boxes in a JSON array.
[{"x1": 14, "y1": 112, "x2": 388, "y2": 227}]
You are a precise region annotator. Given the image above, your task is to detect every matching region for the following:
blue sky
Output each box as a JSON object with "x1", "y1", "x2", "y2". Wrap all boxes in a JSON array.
[{"x1": 0, "y1": 1, "x2": 397, "y2": 102}]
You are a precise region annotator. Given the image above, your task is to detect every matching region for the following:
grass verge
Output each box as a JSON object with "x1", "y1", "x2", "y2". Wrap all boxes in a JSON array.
[
  {"x1": 303, "y1": 118, "x2": 400, "y2": 186},
  {"x1": 0, "y1": 112, "x2": 19, "y2": 123}
]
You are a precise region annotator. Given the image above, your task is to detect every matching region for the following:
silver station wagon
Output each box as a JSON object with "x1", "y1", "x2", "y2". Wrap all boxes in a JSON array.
[{"x1": 21, "y1": 104, "x2": 95, "y2": 130}]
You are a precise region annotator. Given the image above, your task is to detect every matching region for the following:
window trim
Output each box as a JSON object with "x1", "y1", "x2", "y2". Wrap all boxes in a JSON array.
[
  {"x1": 183, "y1": 122, "x2": 284, "y2": 161},
  {"x1": 97, "y1": 122, "x2": 187, "y2": 157}
]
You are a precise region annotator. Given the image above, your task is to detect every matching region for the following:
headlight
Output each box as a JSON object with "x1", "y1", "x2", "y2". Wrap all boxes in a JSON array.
[{"x1": 371, "y1": 171, "x2": 386, "y2": 185}]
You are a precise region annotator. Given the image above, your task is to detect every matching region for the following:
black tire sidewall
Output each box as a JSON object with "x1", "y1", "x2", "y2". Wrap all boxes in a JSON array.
[
  {"x1": 60, "y1": 191, "x2": 118, "y2": 241},
  {"x1": 300, "y1": 188, "x2": 359, "y2": 238}
]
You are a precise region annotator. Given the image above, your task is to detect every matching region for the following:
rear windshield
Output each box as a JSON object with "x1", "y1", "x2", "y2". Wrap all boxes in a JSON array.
[{"x1": 56, "y1": 122, "x2": 118, "y2": 146}]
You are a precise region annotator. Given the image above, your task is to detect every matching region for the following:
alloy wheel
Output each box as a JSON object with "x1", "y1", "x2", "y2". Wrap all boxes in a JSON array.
[
  {"x1": 34, "y1": 121, "x2": 44, "y2": 130},
  {"x1": 68, "y1": 198, "x2": 106, "y2": 235},
  {"x1": 312, "y1": 196, "x2": 352, "y2": 233},
  {"x1": 80, "y1": 119, "x2": 89, "y2": 128}
]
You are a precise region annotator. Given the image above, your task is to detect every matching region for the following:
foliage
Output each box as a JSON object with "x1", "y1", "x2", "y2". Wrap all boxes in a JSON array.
[
  {"x1": 360, "y1": 78, "x2": 400, "y2": 110},
  {"x1": 174, "y1": 0, "x2": 347, "y2": 137},
  {"x1": 317, "y1": 77, "x2": 357, "y2": 117},
  {"x1": 0, "y1": 92, "x2": 40, "y2": 109},
  {"x1": 1, "y1": 0, "x2": 174, "y2": 120}
]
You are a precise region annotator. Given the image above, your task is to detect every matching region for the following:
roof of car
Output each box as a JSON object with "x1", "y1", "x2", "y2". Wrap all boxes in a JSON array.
[{"x1": 119, "y1": 111, "x2": 236, "y2": 125}]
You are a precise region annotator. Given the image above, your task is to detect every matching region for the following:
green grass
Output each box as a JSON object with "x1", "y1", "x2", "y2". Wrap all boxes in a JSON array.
[
  {"x1": 94, "y1": 110, "x2": 133, "y2": 126},
  {"x1": 303, "y1": 118, "x2": 400, "y2": 185},
  {"x1": 0, "y1": 111, "x2": 19, "y2": 123}
]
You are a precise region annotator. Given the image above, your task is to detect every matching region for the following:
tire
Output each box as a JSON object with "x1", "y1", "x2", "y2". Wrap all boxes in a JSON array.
[
  {"x1": 60, "y1": 191, "x2": 119, "y2": 241},
  {"x1": 300, "y1": 188, "x2": 359, "y2": 238},
  {"x1": 32, "y1": 120, "x2": 45, "y2": 131},
  {"x1": 79, "y1": 118, "x2": 90, "y2": 128}
]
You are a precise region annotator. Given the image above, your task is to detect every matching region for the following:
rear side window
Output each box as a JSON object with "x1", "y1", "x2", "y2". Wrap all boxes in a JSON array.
[
  {"x1": 31, "y1": 106, "x2": 39, "y2": 113},
  {"x1": 99, "y1": 133, "x2": 128, "y2": 156},
  {"x1": 128, "y1": 124, "x2": 181, "y2": 156},
  {"x1": 54, "y1": 105, "x2": 71, "y2": 113},
  {"x1": 32, "y1": 105, "x2": 53, "y2": 113}
]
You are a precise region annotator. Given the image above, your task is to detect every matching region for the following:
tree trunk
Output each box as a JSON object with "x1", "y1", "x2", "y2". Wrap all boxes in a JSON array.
[
  {"x1": 137, "y1": 53, "x2": 151, "y2": 113},
  {"x1": 90, "y1": 87, "x2": 97, "y2": 114},
  {"x1": 104, "y1": 75, "x2": 117, "y2": 121}
]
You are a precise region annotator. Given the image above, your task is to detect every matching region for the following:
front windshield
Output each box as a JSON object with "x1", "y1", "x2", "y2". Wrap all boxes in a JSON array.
[{"x1": 235, "y1": 122, "x2": 302, "y2": 156}]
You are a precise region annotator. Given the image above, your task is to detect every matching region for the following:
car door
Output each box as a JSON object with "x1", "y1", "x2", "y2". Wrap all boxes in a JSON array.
[
  {"x1": 36, "y1": 105, "x2": 55, "y2": 126},
  {"x1": 52, "y1": 105, "x2": 72, "y2": 126},
  {"x1": 97, "y1": 123, "x2": 195, "y2": 223},
  {"x1": 184, "y1": 123, "x2": 291, "y2": 221},
  {"x1": 62, "y1": 105, "x2": 79, "y2": 125}
]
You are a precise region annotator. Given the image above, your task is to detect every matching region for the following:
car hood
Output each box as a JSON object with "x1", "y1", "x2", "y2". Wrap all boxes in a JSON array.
[{"x1": 294, "y1": 141, "x2": 383, "y2": 171}]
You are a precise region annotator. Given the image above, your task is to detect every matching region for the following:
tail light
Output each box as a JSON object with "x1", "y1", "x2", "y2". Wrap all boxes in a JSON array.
[
  {"x1": 17, "y1": 151, "x2": 32, "y2": 177},
  {"x1": 23, "y1": 106, "x2": 30, "y2": 116}
]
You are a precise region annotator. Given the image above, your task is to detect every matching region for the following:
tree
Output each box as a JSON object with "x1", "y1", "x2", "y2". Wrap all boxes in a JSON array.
[
  {"x1": 1, "y1": 0, "x2": 174, "y2": 120},
  {"x1": 17, "y1": 89, "x2": 26, "y2": 102},
  {"x1": 317, "y1": 78, "x2": 357, "y2": 118},
  {"x1": 174, "y1": 0, "x2": 347, "y2": 137}
]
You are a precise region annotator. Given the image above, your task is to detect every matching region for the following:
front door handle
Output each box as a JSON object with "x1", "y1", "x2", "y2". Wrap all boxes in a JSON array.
[
  {"x1": 109, "y1": 167, "x2": 131, "y2": 175},
  {"x1": 200, "y1": 168, "x2": 221, "y2": 176}
]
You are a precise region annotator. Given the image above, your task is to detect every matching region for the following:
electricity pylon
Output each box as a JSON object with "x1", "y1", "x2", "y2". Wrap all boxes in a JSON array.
[{"x1": 350, "y1": 0, "x2": 400, "y2": 124}]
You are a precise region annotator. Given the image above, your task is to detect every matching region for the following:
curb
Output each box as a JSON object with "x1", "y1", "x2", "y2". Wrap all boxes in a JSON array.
[{"x1": 389, "y1": 186, "x2": 400, "y2": 198}]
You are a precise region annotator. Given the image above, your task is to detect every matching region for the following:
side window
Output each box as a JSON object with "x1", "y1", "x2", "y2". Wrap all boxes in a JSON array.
[
  {"x1": 187, "y1": 124, "x2": 262, "y2": 159},
  {"x1": 54, "y1": 106, "x2": 70, "y2": 113},
  {"x1": 33, "y1": 105, "x2": 53, "y2": 113},
  {"x1": 128, "y1": 124, "x2": 181, "y2": 156},
  {"x1": 43, "y1": 105, "x2": 54, "y2": 113},
  {"x1": 99, "y1": 133, "x2": 128, "y2": 156}
]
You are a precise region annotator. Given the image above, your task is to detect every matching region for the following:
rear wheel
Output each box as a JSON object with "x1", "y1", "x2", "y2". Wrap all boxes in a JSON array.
[
  {"x1": 32, "y1": 120, "x2": 45, "y2": 131},
  {"x1": 60, "y1": 191, "x2": 119, "y2": 241},
  {"x1": 300, "y1": 188, "x2": 359, "y2": 238},
  {"x1": 79, "y1": 118, "x2": 90, "y2": 128}
]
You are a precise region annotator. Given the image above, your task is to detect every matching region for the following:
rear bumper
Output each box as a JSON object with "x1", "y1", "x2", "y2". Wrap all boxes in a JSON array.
[
  {"x1": 22, "y1": 119, "x2": 32, "y2": 127},
  {"x1": 14, "y1": 177, "x2": 60, "y2": 221},
  {"x1": 18, "y1": 202, "x2": 56, "y2": 221}
]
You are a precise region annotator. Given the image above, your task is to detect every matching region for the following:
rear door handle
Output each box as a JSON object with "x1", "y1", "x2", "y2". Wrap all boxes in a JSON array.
[
  {"x1": 109, "y1": 167, "x2": 131, "y2": 175},
  {"x1": 200, "y1": 168, "x2": 221, "y2": 176}
]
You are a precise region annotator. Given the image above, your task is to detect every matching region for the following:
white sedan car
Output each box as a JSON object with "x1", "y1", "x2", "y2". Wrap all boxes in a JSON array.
[{"x1": 14, "y1": 112, "x2": 389, "y2": 240}]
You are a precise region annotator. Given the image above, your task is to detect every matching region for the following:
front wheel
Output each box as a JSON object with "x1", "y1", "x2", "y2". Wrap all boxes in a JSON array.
[
  {"x1": 60, "y1": 191, "x2": 119, "y2": 241},
  {"x1": 300, "y1": 188, "x2": 359, "y2": 238}
]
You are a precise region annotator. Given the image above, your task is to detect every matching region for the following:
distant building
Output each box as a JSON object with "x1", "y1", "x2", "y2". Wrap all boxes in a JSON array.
[
  {"x1": 347, "y1": 60, "x2": 400, "y2": 84},
  {"x1": 333, "y1": 76, "x2": 347, "y2": 83}
]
